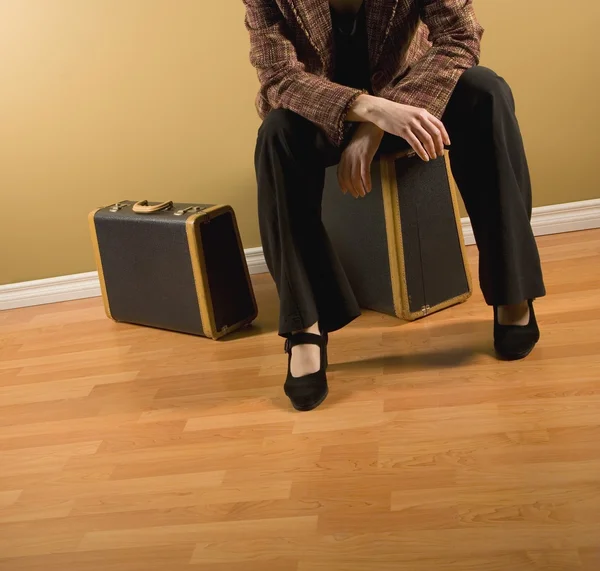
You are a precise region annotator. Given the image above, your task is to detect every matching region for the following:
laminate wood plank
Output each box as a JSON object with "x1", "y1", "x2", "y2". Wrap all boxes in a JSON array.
[
  {"x1": 0, "y1": 440, "x2": 101, "y2": 477},
  {"x1": 298, "y1": 551, "x2": 583, "y2": 571},
  {"x1": 0, "y1": 545, "x2": 196, "y2": 571},
  {"x1": 70, "y1": 480, "x2": 293, "y2": 517},
  {"x1": 78, "y1": 515, "x2": 318, "y2": 551},
  {"x1": 0, "y1": 415, "x2": 180, "y2": 452},
  {"x1": 189, "y1": 525, "x2": 600, "y2": 564},
  {"x1": 0, "y1": 371, "x2": 139, "y2": 405},
  {"x1": 580, "y1": 547, "x2": 600, "y2": 571},
  {"x1": 0, "y1": 489, "x2": 21, "y2": 509}
]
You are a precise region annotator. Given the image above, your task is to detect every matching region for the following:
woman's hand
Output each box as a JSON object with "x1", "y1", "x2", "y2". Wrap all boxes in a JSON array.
[
  {"x1": 348, "y1": 94, "x2": 450, "y2": 162},
  {"x1": 338, "y1": 122, "x2": 384, "y2": 198}
]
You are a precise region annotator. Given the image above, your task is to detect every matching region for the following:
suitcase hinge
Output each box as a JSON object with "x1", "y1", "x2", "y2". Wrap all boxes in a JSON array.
[{"x1": 421, "y1": 305, "x2": 431, "y2": 316}]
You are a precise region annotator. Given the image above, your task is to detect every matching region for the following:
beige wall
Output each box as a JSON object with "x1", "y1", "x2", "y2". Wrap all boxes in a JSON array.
[{"x1": 1, "y1": 0, "x2": 599, "y2": 285}]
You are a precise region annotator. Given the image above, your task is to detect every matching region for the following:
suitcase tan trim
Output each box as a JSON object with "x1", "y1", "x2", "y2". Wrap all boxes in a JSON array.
[
  {"x1": 88, "y1": 208, "x2": 113, "y2": 320},
  {"x1": 444, "y1": 152, "x2": 474, "y2": 297},
  {"x1": 381, "y1": 151, "x2": 472, "y2": 321},
  {"x1": 381, "y1": 156, "x2": 424, "y2": 321},
  {"x1": 380, "y1": 157, "x2": 405, "y2": 320},
  {"x1": 186, "y1": 208, "x2": 219, "y2": 339},
  {"x1": 228, "y1": 208, "x2": 259, "y2": 329},
  {"x1": 186, "y1": 205, "x2": 258, "y2": 340}
]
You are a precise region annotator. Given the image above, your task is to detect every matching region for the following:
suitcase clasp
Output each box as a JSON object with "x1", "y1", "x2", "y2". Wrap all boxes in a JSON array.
[
  {"x1": 174, "y1": 206, "x2": 207, "y2": 217},
  {"x1": 109, "y1": 202, "x2": 129, "y2": 212},
  {"x1": 421, "y1": 305, "x2": 431, "y2": 316}
]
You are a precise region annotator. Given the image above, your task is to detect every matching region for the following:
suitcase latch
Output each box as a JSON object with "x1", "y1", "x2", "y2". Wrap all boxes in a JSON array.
[
  {"x1": 421, "y1": 305, "x2": 431, "y2": 316},
  {"x1": 109, "y1": 202, "x2": 128, "y2": 212},
  {"x1": 174, "y1": 206, "x2": 207, "y2": 216}
]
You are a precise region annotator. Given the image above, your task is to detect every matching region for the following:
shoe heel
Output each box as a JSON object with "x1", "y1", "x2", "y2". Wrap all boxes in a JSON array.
[{"x1": 284, "y1": 331, "x2": 329, "y2": 412}]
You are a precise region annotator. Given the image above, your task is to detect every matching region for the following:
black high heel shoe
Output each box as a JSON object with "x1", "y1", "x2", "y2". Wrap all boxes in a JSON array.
[
  {"x1": 284, "y1": 332, "x2": 328, "y2": 411},
  {"x1": 494, "y1": 300, "x2": 540, "y2": 361}
]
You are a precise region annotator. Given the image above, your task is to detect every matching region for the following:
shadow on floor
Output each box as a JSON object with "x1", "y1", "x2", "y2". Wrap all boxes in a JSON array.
[
  {"x1": 269, "y1": 319, "x2": 497, "y2": 411},
  {"x1": 329, "y1": 319, "x2": 496, "y2": 374}
]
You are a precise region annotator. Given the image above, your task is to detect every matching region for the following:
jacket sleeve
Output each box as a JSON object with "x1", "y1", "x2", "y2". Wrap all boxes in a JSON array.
[
  {"x1": 243, "y1": 0, "x2": 365, "y2": 146},
  {"x1": 379, "y1": 0, "x2": 484, "y2": 119}
]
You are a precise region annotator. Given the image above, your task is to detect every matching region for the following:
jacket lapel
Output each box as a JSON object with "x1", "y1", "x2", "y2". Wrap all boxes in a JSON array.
[
  {"x1": 366, "y1": 0, "x2": 399, "y2": 71},
  {"x1": 288, "y1": 0, "x2": 333, "y2": 69},
  {"x1": 288, "y1": 0, "x2": 401, "y2": 75}
]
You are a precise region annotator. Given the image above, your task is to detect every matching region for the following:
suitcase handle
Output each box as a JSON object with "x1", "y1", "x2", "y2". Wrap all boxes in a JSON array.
[{"x1": 132, "y1": 200, "x2": 173, "y2": 214}]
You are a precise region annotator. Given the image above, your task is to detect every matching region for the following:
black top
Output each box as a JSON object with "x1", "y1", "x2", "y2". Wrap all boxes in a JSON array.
[{"x1": 330, "y1": 2, "x2": 372, "y2": 92}]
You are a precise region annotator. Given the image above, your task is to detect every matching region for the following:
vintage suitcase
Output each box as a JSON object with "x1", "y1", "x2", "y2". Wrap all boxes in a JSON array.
[
  {"x1": 88, "y1": 200, "x2": 257, "y2": 339},
  {"x1": 322, "y1": 150, "x2": 472, "y2": 321}
]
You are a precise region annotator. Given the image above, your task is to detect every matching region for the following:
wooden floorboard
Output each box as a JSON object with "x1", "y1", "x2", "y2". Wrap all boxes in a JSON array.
[{"x1": 0, "y1": 229, "x2": 599, "y2": 570}]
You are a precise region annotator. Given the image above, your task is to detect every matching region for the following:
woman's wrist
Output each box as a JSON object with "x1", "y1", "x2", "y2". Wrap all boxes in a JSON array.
[
  {"x1": 354, "y1": 121, "x2": 384, "y2": 140},
  {"x1": 347, "y1": 94, "x2": 384, "y2": 123}
]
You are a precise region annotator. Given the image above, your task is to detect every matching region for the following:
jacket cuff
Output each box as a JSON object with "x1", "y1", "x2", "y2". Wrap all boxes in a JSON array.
[{"x1": 334, "y1": 89, "x2": 368, "y2": 146}]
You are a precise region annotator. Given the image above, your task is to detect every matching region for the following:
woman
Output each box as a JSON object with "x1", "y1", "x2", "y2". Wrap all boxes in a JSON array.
[{"x1": 243, "y1": 0, "x2": 546, "y2": 411}]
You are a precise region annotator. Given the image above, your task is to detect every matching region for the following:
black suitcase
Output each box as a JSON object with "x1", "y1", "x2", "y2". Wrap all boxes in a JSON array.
[
  {"x1": 88, "y1": 201, "x2": 257, "y2": 339},
  {"x1": 322, "y1": 151, "x2": 472, "y2": 320}
]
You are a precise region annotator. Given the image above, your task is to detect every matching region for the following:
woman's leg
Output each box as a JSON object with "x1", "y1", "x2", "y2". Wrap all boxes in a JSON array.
[
  {"x1": 255, "y1": 109, "x2": 361, "y2": 341},
  {"x1": 442, "y1": 66, "x2": 546, "y2": 315}
]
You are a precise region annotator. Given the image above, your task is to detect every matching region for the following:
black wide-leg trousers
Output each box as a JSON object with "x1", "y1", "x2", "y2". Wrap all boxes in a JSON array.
[{"x1": 255, "y1": 66, "x2": 546, "y2": 336}]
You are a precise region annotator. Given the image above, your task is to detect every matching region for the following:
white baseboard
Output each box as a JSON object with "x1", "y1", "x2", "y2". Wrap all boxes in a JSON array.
[
  {"x1": 0, "y1": 272, "x2": 102, "y2": 311},
  {"x1": 2, "y1": 198, "x2": 599, "y2": 311},
  {"x1": 460, "y1": 198, "x2": 600, "y2": 246},
  {"x1": 244, "y1": 247, "x2": 269, "y2": 276}
]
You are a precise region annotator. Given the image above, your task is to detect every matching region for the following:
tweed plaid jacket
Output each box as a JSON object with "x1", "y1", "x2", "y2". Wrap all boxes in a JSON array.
[{"x1": 243, "y1": 0, "x2": 483, "y2": 146}]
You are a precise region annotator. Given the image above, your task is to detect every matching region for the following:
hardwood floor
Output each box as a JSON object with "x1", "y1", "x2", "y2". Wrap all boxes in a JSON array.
[{"x1": 1, "y1": 229, "x2": 599, "y2": 571}]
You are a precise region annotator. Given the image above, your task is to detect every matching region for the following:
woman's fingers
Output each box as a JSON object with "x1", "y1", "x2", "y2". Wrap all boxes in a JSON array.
[
  {"x1": 361, "y1": 163, "x2": 372, "y2": 194},
  {"x1": 339, "y1": 154, "x2": 371, "y2": 198},
  {"x1": 337, "y1": 162, "x2": 353, "y2": 197},
  {"x1": 422, "y1": 118, "x2": 445, "y2": 156},
  {"x1": 352, "y1": 164, "x2": 366, "y2": 197},
  {"x1": 346, "y1": 177, "x2": 360, "y2": 198},
  {"x1": 405, "y1": 132, "x2": 429, "y2": 162},
  {"x1": 413, "y1": 123, "x2": 437, "y2": 159},
  {"x1": 429, "y1": 115, "x2": 451, "y2": 146},
  {"x1": 344, "y1": 162, "x2": 358, "y2": 197}
]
